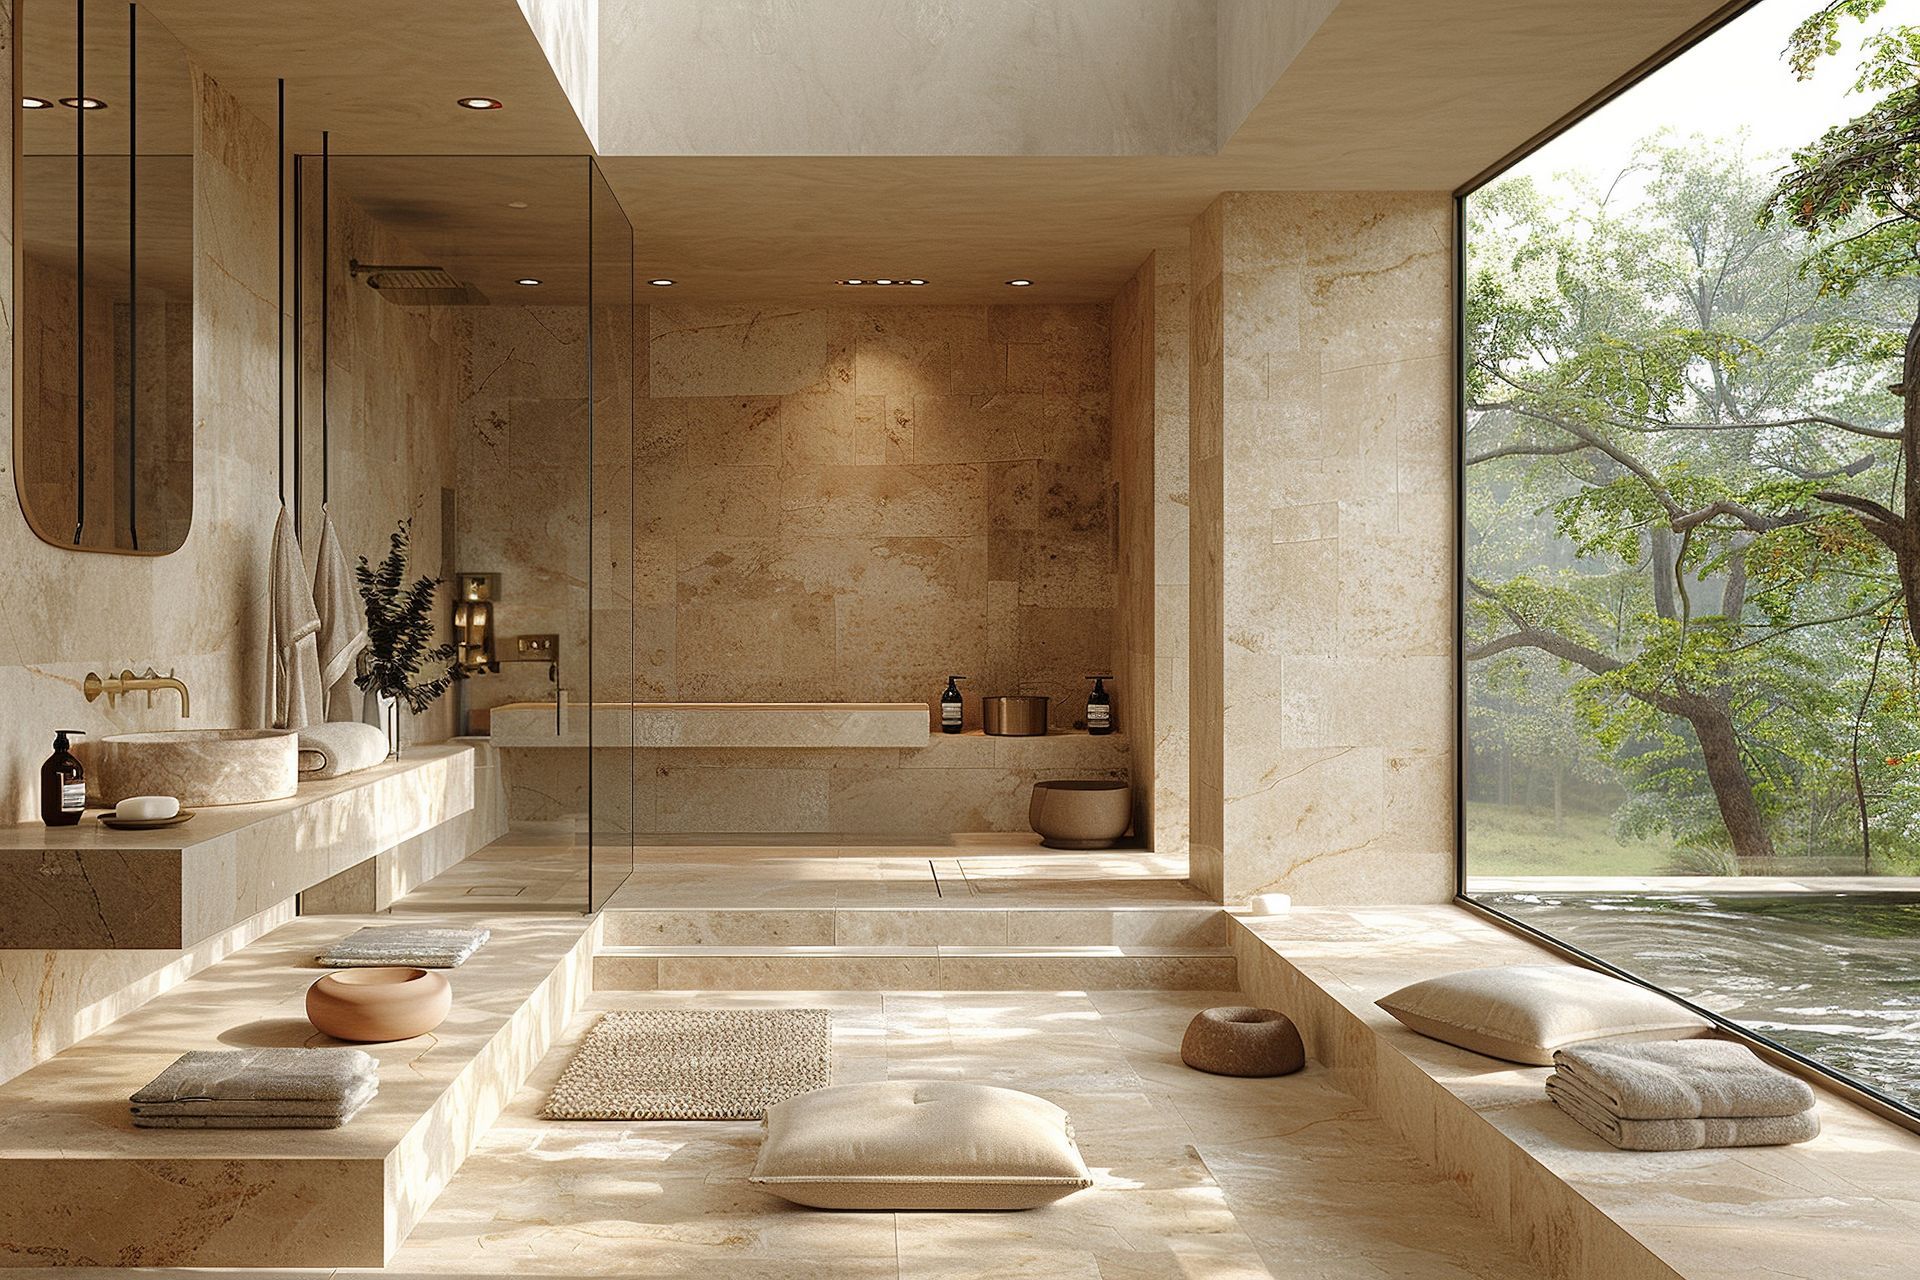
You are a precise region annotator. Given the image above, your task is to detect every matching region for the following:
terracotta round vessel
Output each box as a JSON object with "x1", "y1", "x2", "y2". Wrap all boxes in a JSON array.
[{"x1": 306, "y1": 967, "x2": 450, "y2": 1042}]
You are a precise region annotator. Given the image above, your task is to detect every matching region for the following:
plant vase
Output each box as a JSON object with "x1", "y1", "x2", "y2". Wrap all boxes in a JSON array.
[{"x1": 362, "y1": 688, "x2": 399, "y2": 758}]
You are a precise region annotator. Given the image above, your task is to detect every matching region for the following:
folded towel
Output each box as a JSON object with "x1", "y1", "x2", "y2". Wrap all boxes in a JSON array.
[
  {"x1": 298, "y1": 721, "x2": 389, "y2": 778},
  {"x1": 132, "y1": 1094, "x2": 373, "y2": 1130},
  {"x1": 317, "y1": 925, "x2": 491, "y2": 969},
  {"x1": 1551, "y1": 1037, "x2": 1815, "y2": 1120},
  {"x1": 313, "y1": 511, "x2": 371, "y2": 724},
  {"x1": 268, "y1": 505, "x2": 326, "y2": 731},
  {"x1": 130, "y1": 1048, "x2": 377, "y2": 1107},
  {"x1": 1547, "y1": 1075, "x2": 1818, "y2": 1150},
  {"x1": 131, "y1": 1077, "x2": 377, "y2": 1120}
]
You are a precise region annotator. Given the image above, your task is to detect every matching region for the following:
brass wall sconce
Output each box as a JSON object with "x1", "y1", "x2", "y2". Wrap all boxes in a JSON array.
[{"x1": 453, "y1": 573, "x2": 501, "y2": 674}]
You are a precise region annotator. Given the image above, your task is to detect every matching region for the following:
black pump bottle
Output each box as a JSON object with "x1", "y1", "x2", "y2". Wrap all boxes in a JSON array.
[
  {"x1": 940, "y1": 675, "x2": 967, "y2": 734},
  {"x1": 1085, "y1": 676, "x2": 1114, "y2": 735},
  {"x1": 41, "y1": 730, "x2": 87, "y2": 826}
]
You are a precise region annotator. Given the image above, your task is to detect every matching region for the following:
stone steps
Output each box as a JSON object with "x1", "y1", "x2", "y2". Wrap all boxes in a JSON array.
[
  {"x1": 591, "y1": 942, "x2": 1236, "y2": 991},
  {"x1": 597, "y1": 904, "x2": 1227, "y2": 948}
]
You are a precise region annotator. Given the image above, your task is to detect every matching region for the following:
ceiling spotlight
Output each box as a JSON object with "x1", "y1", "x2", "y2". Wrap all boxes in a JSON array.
[
  {"x1": 506, "y1": 200, "x2": 529, "y2": 209},
  {"x1": 21, "y1": 96, "x2": 53, "y2": 109},
  {"x1": 647, "y1": 279, "x2": 675, "y2": 287},
  {"x1": 1006, "y1": 279, "x2": 1033, "y2": 287},
  {"x1": 59, "y1": 96, "x2": 107, "y2": 110},
  {"x1": 908, "y1": 279, "x2": 927, "y2": 286},
  {"x1": 457, "y1": 97, "x2": 504, "y2": 110},
  {"x1": 840, "y1": 279, "x2": 865, "y2": 286},
  {"x1": 874, "y1": 279, "x2": 895, "y2": 285},
  {"x1": 516, "y1": 277, "x2": 542, "y2": 287}
]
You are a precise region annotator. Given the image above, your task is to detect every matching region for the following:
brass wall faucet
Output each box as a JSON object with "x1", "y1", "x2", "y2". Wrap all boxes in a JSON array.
[{"x1": 84, "y1": 668, "x2": 191, "y2": 717}]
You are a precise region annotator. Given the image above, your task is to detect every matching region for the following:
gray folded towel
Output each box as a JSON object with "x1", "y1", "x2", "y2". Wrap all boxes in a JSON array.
[
  {"x1": 1546, "y1": 1075, "x2": 1819, "y2": 1150},
  {"x1": 297, "y1": 721, "x2": 389, "y2": 778},
  {"x1": 1551, "y1": 1038, "x2": 1815, "y2": 1120},
  {"x1": 131, "y1": 1047, "x2": 377, "y2": 1109},
  {"x1": 132, "y1": 1100, "x2": 373, "y2": 1130},
  {"x1": 131, "y1": 1077, "x2": 377, "y2": 1119},
  {"x1": 317, "y1": 925, "x2": 491, "y2": 969}
]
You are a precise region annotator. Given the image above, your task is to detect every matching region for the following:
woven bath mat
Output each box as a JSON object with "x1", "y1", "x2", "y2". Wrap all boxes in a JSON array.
[{"x1": 542, "y1": 1008, "x2": 833, "y2": 1120}]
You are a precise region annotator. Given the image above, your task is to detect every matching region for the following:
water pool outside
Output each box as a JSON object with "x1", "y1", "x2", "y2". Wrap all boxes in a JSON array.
[{"x1": 1469, "y1": 889, "x2": 1920, "y2": 1113}]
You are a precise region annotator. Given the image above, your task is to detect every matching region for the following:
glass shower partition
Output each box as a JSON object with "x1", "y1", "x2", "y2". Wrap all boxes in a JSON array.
[
  {"x1": 296, "y1": 153, "x2": 635, "y2": 911},
  {"x1": 588, "y1": 163, "x2": 636, "y2": 909}
]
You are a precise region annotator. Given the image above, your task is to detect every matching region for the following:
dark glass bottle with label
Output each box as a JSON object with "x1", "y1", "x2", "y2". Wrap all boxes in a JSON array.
[
  {"x1": 1085, "y1": 676, "x2": 1114, "y2": 735},
  {"x1": 41, "y1": 730, "x2": 87, "y2": 826},
  {"x1": 940, "y1": 675, "x2": 967, "y2": 734}
]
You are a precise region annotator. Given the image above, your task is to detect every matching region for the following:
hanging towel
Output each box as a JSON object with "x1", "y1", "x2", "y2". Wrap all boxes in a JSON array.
[
  {"x1": 313, "y1": 510, "x2": 370, "y2": 723},
  {"x1": 268, "y1": 505, "x2": 325, "y2": 731}
]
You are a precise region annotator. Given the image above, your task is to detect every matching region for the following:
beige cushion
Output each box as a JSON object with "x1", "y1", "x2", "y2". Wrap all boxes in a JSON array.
[
  {"x1": 1375, "y1": 963, "x2": 1710, "y2": 1065},
  {"x1": 749, "y1": 1081, "x2": 1093, "y2": 1210}
]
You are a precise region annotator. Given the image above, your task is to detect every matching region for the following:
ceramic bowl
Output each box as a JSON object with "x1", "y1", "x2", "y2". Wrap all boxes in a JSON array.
[
  {"x1": 1028, "y1": 778, "x2": 1131, "y2": 849},
  {"x1": 306, "y1": 967, "x2": 451, "y2": 1042}
]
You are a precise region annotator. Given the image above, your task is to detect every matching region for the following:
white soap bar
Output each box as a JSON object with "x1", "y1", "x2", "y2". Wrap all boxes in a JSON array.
[{"x1": 116, "y1": 795, "x2": 180, "y2": 821}]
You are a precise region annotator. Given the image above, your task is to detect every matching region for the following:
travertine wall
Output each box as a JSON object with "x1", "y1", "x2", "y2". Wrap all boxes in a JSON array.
[
  {"x1": 299, "y1": 183, "x2": 464, "y2": 745},
  {"x1": 1111, "y1": 247, "x2": 1193, "y2": 853},
  {"x1": 637, "y1": 304, "x2": 1115, "y2": 731},
  {"x1": 453, "y1": 305, "x2": 596, "y2": 720},
  {"x1": 1189, "y1": 192, "x2": 1454, "y2": 905},
  {"x1": 0, "y1": 38, "x2": 467, "y2": 1080}
]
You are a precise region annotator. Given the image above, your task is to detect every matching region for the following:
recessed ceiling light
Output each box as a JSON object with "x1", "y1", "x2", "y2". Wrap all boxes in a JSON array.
[
  {"x1": 908, "y1": 279, "x2": 927, "y2": 286},
  {"x1": 506, "y1": 200, "x2": 529, "y2": 209},
  {"x1": 874, "y1": 279, "x2": 895, "y2": 285},
  {"x1": 516, "y1": 277, "x2": 542, "y2": 287},
  {"x1": 840, "y1": 279, "x2": 865, "y2": 286},
  {"x1": 457, "y1": 97, "x2": 503, "y2": 110},
  {"x1": 647, "y1": 279, "x2": 675, "y2": 287},
  {"x1": 1006, "y1": 279, "x2": 1033, "y2": 287},
  {"x1": 59, "y1": 96, "x2": 106, "y2": 110},
  {"x1": 21, "y1": 96, "x2": 53, "y2": 109}
]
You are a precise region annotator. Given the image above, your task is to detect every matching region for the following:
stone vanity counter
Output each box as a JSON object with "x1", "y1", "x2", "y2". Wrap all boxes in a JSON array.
[{"x1": 0, "y1": 743, "x2": 474, "y2": 949}]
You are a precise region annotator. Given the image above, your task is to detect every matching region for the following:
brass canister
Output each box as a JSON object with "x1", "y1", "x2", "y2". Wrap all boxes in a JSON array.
[{"x1": 982, "y1": 695, "x2": 1049, "y2": 736}]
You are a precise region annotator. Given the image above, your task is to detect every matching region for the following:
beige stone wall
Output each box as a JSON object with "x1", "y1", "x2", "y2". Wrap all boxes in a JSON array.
[
  {"x1": 1151, "y1": 245, "x2": 1193, "y2": 857},
  {"x1": 453, "y1": 306, "x2": 596, "y2": 718},
  {"x1": 635, "y1": 303, "x2": 1115, "y2": 731},
  {"x1": 0, "y1": 37, "x2": 469, "y2": 1081},
  {"x1": 1111, "y1": 247, "x2": 1192, "y2": 854},
  {"x1": 1189, "y1": 192, "x2": 1454, "y2": 905},
  {"x1": 299, "y1": 181, "x2": 464, "y2": 745}
]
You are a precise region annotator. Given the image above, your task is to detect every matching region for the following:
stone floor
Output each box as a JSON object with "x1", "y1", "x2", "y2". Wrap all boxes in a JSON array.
[{"x1": 351, "y1": 987, "x2": 1535, "y2": 1279}]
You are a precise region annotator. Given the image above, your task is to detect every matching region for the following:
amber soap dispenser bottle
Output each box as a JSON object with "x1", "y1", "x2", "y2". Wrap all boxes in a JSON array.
[{"x1": 41, "y1": 730, "x2": 87, "y2": 826}]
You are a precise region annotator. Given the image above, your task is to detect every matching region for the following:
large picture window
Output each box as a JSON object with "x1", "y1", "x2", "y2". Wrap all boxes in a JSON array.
[{"x1": 1460, "y1": 0, "x2": 1920, "y2": 1115}]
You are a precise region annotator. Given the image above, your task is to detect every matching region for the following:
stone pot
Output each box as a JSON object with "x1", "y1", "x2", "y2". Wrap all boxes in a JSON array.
[
  {"x1": 1028, "y1": 779, "x2": 1131, "y2": 849},
  {"x1": 307, "y1": 967, "x2": 450, "y2": 1042}
]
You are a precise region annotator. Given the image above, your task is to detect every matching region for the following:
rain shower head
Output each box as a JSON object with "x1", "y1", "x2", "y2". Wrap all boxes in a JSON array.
[{"x1": 348, "y1": 259, "x2": 490, "y2": 306}]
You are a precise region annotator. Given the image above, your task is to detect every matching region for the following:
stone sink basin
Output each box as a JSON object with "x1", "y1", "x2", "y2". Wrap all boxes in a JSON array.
[{"x1": 93, "y1": 728, "x2": 300, "y2": 808}]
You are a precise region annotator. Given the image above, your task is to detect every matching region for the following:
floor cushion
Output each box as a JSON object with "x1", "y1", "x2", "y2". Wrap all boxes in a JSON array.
[
  {"x1": 750, "y1": 1080, "x2": 1093, "y2": 1210},
  {"x1": 1375, "y1": 963, "x2": 1710, "y2": 1065}
]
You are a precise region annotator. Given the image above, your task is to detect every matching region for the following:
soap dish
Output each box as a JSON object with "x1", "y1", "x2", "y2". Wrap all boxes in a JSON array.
[{"x1": 99, "y1": 810, "x2": 196, "y2": 830}]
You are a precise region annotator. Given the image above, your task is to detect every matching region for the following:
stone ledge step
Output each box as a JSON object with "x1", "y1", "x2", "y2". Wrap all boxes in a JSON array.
[
  {"x1": 591, "y1": 943, "x2": 1236, "y2": 991},
  {"x1": 597, "y1": 904, "x2": 1226, "y2": 948}
]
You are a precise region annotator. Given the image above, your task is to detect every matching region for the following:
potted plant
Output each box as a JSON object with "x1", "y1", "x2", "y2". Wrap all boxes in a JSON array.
[{"x1": 355, "y1": 518, "x2": 458, "y2": 757}]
